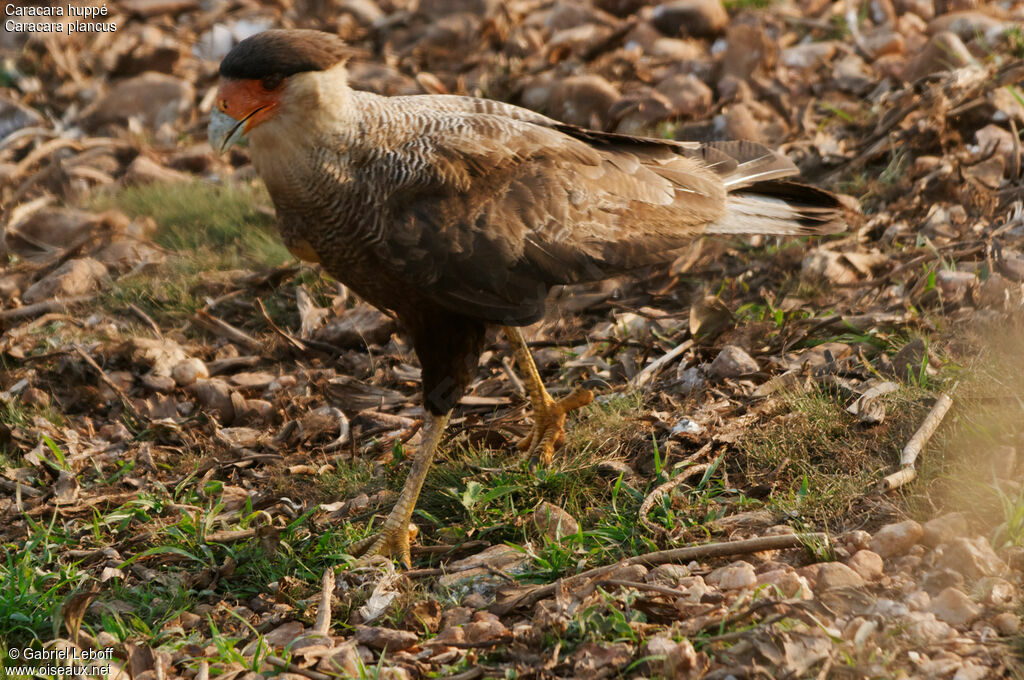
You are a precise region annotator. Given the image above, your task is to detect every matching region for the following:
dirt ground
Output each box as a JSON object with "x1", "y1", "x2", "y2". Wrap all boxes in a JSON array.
[{"x1": 2, "y1": 0, "x2": 1024, "y2": 678}]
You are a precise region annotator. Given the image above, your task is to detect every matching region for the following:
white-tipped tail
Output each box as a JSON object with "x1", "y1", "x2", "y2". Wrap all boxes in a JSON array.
[{"x1": 706, "y1": 191, "x2": 844, "y2": 236}]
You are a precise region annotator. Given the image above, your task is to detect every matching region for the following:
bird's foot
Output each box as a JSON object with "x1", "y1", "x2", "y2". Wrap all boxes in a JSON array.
[
  {"x1": 517, "y1": 385, "x2": 594, "y2": 466},
  {"x1": 349, "y1": 522, "x2": 418, "y2": 569}
]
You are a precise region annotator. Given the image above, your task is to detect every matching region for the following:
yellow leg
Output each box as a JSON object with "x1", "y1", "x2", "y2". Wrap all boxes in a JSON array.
[
  {"x1": 502, "y1": 326, "x2": 594, "y2": 466},
  {"x1": 350, "y1": 411, "x2": 451, "y2": 568}
]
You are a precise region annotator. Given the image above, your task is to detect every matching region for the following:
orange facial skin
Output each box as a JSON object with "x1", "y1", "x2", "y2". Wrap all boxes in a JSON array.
[{"x1": 216, "y1": 78, "x2": 282, "y2": 131}]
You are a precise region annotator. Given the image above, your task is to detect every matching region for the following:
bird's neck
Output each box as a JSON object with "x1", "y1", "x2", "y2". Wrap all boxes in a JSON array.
[{"x1": 248, "y1": 65, "x2": 367, "y2": 203}]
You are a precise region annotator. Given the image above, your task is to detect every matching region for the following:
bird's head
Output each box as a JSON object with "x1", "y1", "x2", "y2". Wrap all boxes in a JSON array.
[{"x1": 208, "y1": 29, "x2": 354, "y2": 154}]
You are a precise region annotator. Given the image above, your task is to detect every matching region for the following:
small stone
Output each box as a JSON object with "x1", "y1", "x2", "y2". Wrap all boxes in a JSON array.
[
  {"x1": 550, "y1": 75, "x2": 622, "y2": 129},
  {"x1": 906, "y1": 590, "x2": 931, "y2": 611},
  {"x1": 869, "y1": 520, "x2": 923, "y2": 558},
  {"x1": 645, "y1": 563, "x2": 690, "y2": 585},
  {"x1": 651, "y1": 0, "x2": 728, "y2": 38},
  {"x1": 842, "y1": 530, "x2": 873, "y2": 553},
  {"x1": 432, "y1": 625, "x2": 466, "y2": 646},
  {"x1": 606, "y1": 563, "x2": 648, "y2": 582},
  {"x1": 188, "y1": 379, "x2": 235, "y2": 424},
  {"x1": 937, "y1": 537, "x2": 1008, "y2": 580},
  {"x1": 671, "y1": 576, "x2": 708, "y2": 604},
  {"x1": 977, "y1": 577, "x2": 1015, "y2": 606},
  {"x1": 317, "y1": 642, "x2": 362, "y2": 677},
  {"x1": 171, "y1": 358, "x2": 209, "y2": 387},
  {"x1": 533, "y1": 502, "x2": 579, "y2": 541},
  {"x1": 922, "y1": 513, "x2": 968, "y2": 548},
  {"x1": 462, "y1": 618, "x2": 509, "y2": 644},
  {"x1": 930, "y1": 587, "x2": 981, "y2": 627},
  {"x1": 22, "y1": 257, "x2": 108, "y2": 304},
  {"x1": 847, "y1": 550, "x2": 884, "y2": 581},
  {"x1": 756, "y1": 569, "x2": 814, "y2": 600},
  {"x1": 655, "y1": 73, "x2": 712, "y2": 119},
  {"x1": 706, "y1": 561, "x2": 756, "y2": 590},
  {"x1": 806, "y1": 562, "x2": 866, "y2": 592},
  {"x1": 354, "y1": 625, "x2": 418, "y2": 652},
  {"x1": 708, "y1": 345, "x2": 759, "y2": 379},
  {"x1": 993, "y1": 612, "x2": 1020, "y2": 635},
  {"x1": 438, "y1": 545, "x2": 529, "y2": 589},
  {"x1": 905, "y1": 611, "x2": 956, "y2": 643}
]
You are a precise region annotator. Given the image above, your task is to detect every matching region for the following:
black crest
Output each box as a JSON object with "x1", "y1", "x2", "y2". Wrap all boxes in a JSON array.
[{"x1": 219, "y1": 30, "x2": 351, "y2": 81}]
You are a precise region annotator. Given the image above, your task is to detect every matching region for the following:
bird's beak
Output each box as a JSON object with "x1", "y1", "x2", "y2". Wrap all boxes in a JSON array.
[
  {"x1": 208, "y1": 78, "x2": 282, "y2": 154},
  {"x1": 209, "y1": 108, "x2": 247, "y2": 154}
]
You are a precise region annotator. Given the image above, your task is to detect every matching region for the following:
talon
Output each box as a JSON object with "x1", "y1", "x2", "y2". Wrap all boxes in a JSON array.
[
  {"x1": 516, "y1": 386, "x2": 594, "y2": 466},
  {"x1": 351, "y1": 522, "x2": 419, "y2": 569}
]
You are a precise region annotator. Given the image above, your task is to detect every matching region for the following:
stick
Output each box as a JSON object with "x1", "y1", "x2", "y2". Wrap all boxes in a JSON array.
[
  {"x1": 0, "y1": 295, "x2": 94, "y2": 323},
  {"x1": 638, "y1": 463, "x2": 710, "y2": 536},
  {"x1": 490, "y1": 533, "x2": 826, "y2": 614},
  {"x1": 880, "y1": 390, "x2": 955, "y2": 491},
  {"x1": 192, "y1": 310, "x2": 261, "y2": 351},
  {"x1": 627, "y1": 532, "x2": 828, "y2": 568},
  {"x1": 74, "y1": 344, "x2": 144, "y2": 422},
  {"x1": 313, "y1": 568, "x2": 335, "y2": 636},
  {"x1": 628, "y1": 339, "x2": 694, "y2": 390},
  {"x1": 256, "y1": 298, "x2": 307, "y2": 351},
  {"x1": 128, "y1": 303, "x2": 162, "y2": 338}
]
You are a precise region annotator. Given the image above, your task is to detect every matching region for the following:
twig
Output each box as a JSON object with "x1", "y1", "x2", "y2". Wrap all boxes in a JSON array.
[
  {"x1": 595, "y1": 578, "x2": 700, "y2": 599},
  {"x1": 0, "y1": 295, "x2": 95, "y2": 323},
  {"x1": 265, "y1": 657, "x2": 332, "y2": 680},
  {"x1": 0, "y1": 478, "x2": 42, "y2": 497},
  {"x1": 313, "y1": 568, "x2": 335, "y2": 636},
  {"x1": 639, "y1": 461, "x2": 710, "y2": 536},
  {"x1": 128, "y1": 303, "x2": 162, "y2": 338},
  {"x1": 880, "y1": 390, "x2": 955, "y2": 491},
  {"x1": 411, "y1": 540, "x2": 490, "y2": 556},
  {"x1": 490, "y1": 534, "x2": 825, "y2": 614},
  {"x1": 441, "y1": 668, "x2": 484, "y2": 680},
  {"x1": 256, "y1": 297, "x2": 308, "y2": 351},
  {"x1": 628, "y1": 339, "x2": 694, "y2": 390},
  {"x1": 500, "y1": 356, "x2": 526, "y2": 397},
  {"x1": 192, "y1": 309, "x2": 261, "y2": 351},
  {"x1": 627, "y1": 532, "x2": 828, "y2": 568},
  {"x1": 73, "y1": 344, "x2": 144, "y2": 423}
]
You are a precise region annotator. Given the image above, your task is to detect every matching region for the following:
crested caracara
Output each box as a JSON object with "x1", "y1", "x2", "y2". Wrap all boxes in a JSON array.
[{"x1": 209, "y1": 29, "x2": 845, "y2": 568}]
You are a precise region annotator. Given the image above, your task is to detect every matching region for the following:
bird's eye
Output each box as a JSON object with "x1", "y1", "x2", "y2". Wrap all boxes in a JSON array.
[{"x1": 261, "y1": 74, "x2": 283, "y2": 91}]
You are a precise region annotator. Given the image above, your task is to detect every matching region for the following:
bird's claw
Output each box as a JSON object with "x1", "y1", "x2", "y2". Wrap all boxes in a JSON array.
[
  {"x1": 349, "y1": 523, "x2": 418, "y2": 570},
  {"x1": 517, "y1": 385, "x2": 594, "y2": 466}
]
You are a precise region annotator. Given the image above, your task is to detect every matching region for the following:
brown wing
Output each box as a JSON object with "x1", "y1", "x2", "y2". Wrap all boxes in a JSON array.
[{"x1": 370, "y1": 108, "x2": 732, "y2": 324}]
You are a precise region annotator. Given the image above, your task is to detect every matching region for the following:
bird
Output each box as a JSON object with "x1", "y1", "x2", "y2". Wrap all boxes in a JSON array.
[{"x1": 208, "y1": 29, "x2": 844, "y2": 569}]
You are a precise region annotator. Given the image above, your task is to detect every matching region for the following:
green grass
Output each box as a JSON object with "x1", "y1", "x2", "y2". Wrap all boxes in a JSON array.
[
  {"x1": 89, "y1": 181, "x2": 291, "y2": 324},
  {"x1": 740, "y1": 383, "x2": 934, "y2": 529}
]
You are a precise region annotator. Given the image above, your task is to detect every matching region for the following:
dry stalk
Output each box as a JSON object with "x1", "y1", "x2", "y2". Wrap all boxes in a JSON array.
[{"x1": 880, "y1": 390, "x2": 955, "y2": 491}]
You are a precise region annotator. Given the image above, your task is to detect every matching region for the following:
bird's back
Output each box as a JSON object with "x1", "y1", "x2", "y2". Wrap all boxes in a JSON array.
[{"x1": 258, "y1": 89, "x2": 843, "y2": 325}]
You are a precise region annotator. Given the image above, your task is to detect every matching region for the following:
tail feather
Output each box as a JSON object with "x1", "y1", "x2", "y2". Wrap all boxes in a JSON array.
[{"x1": 707, "y1": 180, "x2": 845, "y2": 236}]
